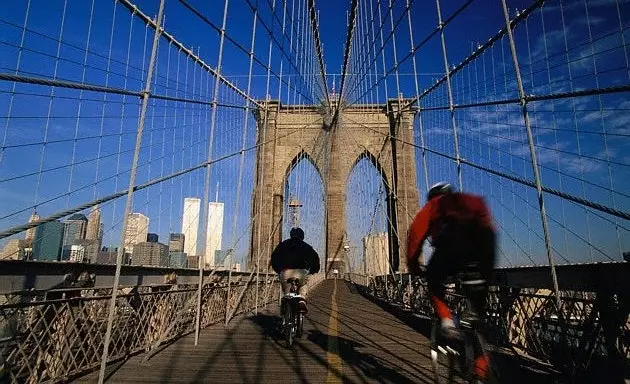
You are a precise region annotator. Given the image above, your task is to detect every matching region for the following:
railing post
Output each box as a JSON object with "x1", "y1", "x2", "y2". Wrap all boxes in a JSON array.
[
  {"x1": 225, "y1": 254, "x2": 233, "y2": 325},
  {"x1": 195, "y1": 0, "x2": 231, "y2": 346},
  {"x1": 97, "y1": 1, "x2": 164, "y2": 383},
  {"x1": 500, "y1": 0, "x2": 561, "y2": 310},
  {"x1": 254, "y1": 105, "x2": 270, "y2": 316}
]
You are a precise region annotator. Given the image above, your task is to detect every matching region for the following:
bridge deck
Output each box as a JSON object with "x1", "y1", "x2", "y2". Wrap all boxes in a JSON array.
[{"x1": 78, "y1": 280, "x2": 555, "y2": 383}]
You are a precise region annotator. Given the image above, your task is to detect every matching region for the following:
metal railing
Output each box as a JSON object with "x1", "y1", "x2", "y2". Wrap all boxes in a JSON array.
[
  {"x1": 0, "y1": 268, "x2": 278, "y2": 383},
  {"x1": 346, "y1": 262, "x2": 629, "y2": 377}
]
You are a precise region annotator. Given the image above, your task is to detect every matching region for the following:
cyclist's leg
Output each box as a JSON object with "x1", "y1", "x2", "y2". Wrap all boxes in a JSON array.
[
  {"x1": 463, "y1": 227, "x2": 496, "y2": 380},
  {"x1": 427, "y1": 249, "x2": 457, "y2": 335},
  {"x1": 296, "y1": 269, "x2": 308, "y2": 313},
  {"x1": 279, "y1": 269, "x2": 292, "y2": 295},
  {"x1": 296, "y1": 269, "x2": 308, "y2": 296}
]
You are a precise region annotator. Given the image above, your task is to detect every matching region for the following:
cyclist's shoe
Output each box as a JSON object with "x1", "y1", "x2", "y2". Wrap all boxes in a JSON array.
[
  {"x1": 472, "y1": 354, "x2": 490, "y2": 382},
  {"x1": 298, "y1": 299, "x2": 308, "y2": 314},
  {"x1": 440, "y1": 318, "x2": 461, "y2": 340}
]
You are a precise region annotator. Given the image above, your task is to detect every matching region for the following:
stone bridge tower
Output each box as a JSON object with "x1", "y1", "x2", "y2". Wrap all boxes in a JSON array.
[{"x1": 249, "y1": 98, "x2": 419, "y2": 277}]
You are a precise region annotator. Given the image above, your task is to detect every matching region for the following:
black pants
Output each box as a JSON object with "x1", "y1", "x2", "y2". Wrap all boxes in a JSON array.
[{"x1": 426, "y1": 226, "x2": 496, "y2": 318}]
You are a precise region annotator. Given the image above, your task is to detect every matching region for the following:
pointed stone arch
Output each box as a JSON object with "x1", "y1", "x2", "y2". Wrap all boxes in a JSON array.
[
  {"x1": 250, "y1": 99, "x2": 419, "y2": 275},
  {"x1": 283, "y1": 149, "x2": 325, "y2": 190},
  {"x1": 349, "y1": 149, "x2": 391, "y2": 191}
]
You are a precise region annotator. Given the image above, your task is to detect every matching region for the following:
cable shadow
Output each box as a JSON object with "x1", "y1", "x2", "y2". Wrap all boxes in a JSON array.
[
  {"x1": 306, "y1": 329, "x2": 431, "y2": 384},
  {"x1": 350, "y1": 283, "x2": 563, "y2": 384}
]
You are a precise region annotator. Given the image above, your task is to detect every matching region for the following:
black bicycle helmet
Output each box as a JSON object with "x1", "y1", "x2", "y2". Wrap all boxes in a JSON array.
[
  {"x1": 290, "y1": 227, "x2": 305, "y2": 240},
  {"x1": 427, "y1": 182, "x2": 453, "y2": 201}
]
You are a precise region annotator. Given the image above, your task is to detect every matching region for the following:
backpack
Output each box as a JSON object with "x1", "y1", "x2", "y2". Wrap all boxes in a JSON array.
[{"x1": 430, "y1": 194, "x2": 489, "y2": 259}]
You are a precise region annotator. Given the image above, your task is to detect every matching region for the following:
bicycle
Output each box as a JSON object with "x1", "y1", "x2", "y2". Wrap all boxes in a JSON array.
[
  {"x1": 280, "y1": 277, "x2": 305, "y2": 347},
  {"x1": 429, "y1": 273, "x2": 494, "y2": 384}
]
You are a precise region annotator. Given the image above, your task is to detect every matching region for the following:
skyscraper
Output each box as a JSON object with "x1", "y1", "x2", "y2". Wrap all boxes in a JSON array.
[
  {"x1": 132, "y1": 241, "x2": 169, "y2": 267},
  {"x1": 33, "y1": 221, "x2": 64, "y2": 261},
  {"x1": 62, "y1": 214, "x2": 88, "y2": 259},
  {"x1": 0, "y1": 239, "x2": 31, "y2": 260},
  {"x1": 25, "y1": 211, "x2": 40, "y2": 241},
  {"x1": 86, "y1": 205, "x2": 103, "y2": 254},
  {"x1": 123, "y1": 213, "x2": 149, "y2": 256},
  {"x1": 169, "y1": 233, "x2": 185, "y2": 252},
  {"x1": 182, "y1": 198, "x2": 200, "y2": 258},
  {"x1": 205, "y1": 202, "x2": 224, "y2": 268},
  {"x1": 168, "y1": 251, "x2": 187, "y2": 268},
  {"x1": 86, "y1": 205, "x2": 101, "y2": 239}
]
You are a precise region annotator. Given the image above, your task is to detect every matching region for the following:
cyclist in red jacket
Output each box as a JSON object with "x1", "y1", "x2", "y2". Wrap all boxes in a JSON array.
[{"x1": 407, "y1": 182, "x2": 496, "y2": 381}]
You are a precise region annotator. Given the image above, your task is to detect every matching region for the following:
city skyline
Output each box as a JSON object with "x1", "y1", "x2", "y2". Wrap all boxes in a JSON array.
[{"x1": 1, "y1": 193, "x2": 232, "y2": 269}]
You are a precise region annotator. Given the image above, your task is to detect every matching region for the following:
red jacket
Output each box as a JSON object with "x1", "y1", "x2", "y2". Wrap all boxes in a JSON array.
[{"x1": 407, "y1": 193, "x2": 494, "y2": 273}]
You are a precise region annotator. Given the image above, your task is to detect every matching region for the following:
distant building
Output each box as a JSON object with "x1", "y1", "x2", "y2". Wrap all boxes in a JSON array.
[
  {"x1": 205, "y1": 202, "x2": 224, "y2": 268},
  {"x1": 25, "y1": 211, "x2": 40, "y2": 241},
  {"x1": 363, "y1": 232, "x2": 389, "y2": 276},
  {"x1": 168, "y1": 251, "x2": 188, "y2": 268},
  {"x1": 33, "y1": 221, "x2": 65, "y2": 261},
  {"x1": 96, "y1": 247, "x2": 130, "y2": 265},
  {"x1": 182, "y1": 198, "x2": 200, "y2": 258},
  {"x1": 214, "y1": 249, "x2": 232, "y2": 268},
  {"x1": 169, "y1": 233, "x2": 185, "y2": 253},
  {"x1": 69, "y1": 239, "x2": 100, "y2": 263},
  {"x1": 232, "y1": 263, "x2": 241, "y2": 272},
  {"x1": 97, "y1": 250, "x2": 117, "y2": 265},
  {"x1": 62, "y1": 214, "x2": 88, "y2": 260},
  {"x1": 147, "y1": 233, "x2": 159, "y2": 243},
  {"x1": 132, "y1": 241, "x2": 168, "y2": 266},
  {"x1": 86, "y1": 205, "x2": 103, "y2": 253},
  {"x1": 68, "y1": 244, "x2": 87, "y2": 263},
  {"x1": 123, "y1": 213, "x2": 149, "y2": 256},
  {"x1": 187, "y1": 255, "x2": 199, "y2": 269},
  {"x1": 0, "y1": 239, "x2": 32, "y2": 260}
]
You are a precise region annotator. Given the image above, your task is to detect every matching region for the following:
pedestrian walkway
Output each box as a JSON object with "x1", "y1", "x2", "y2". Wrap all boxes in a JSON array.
[{"x1": 78, "y1": 279, "x2": 556, "y2": 383}]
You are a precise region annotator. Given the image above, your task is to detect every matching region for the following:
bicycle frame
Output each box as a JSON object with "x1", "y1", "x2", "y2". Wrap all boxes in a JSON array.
[
  {"x1": 280, "y1": 278, "x2": 305, "y2": 347},
  {"x1": 430, "y1": 279, "x2": 491, "y2": 383}
]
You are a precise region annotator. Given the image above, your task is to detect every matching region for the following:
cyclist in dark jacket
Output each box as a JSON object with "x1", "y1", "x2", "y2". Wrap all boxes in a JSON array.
[{"x1": 270, "y1": 227, "x2": 320, "y2": 312}]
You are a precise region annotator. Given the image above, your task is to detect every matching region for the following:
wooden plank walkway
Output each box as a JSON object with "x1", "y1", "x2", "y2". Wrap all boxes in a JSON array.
[{"x1": 77, "y1": 279, "x2": 557, "y2": 383}]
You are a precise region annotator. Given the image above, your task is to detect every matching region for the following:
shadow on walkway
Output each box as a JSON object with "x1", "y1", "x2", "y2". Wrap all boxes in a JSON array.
[
  {"x1": 351, "y1": 284, "x2": 564, "y2": 384},
  {"x1": 307, "y1": 329, "x2": 427, "y2": 384}
]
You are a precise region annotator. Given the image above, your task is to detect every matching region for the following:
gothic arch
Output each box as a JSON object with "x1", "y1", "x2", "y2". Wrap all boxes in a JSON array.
[
  {"x1": 250, "y1": 99, "x2": 419, "y2": 275},
  {"x1": 283, "y1": 149, "x2": 324, "y2": 190},
  {"x1": 347, "y1": 149, "x2": 391, "y2": 194}
]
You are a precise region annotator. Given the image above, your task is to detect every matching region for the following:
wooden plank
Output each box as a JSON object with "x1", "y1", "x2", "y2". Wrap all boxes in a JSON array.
[{"x1": 76, "y1": 279, "x2": 557, "y2": 383}]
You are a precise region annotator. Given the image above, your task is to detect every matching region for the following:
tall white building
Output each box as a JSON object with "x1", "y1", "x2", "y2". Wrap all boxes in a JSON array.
[
  {"x1": 363, "y1": 232, "x2": 389, "y2": 276},
  {"x1": 182, "y1": 198, "x2": 201, "y2": 258},
  {"x1": 205, "y1": 202, "x2": 224, "y2": 268},
  {"x1": 123, "y1": 213, "x2": 149, "y2": 255}
]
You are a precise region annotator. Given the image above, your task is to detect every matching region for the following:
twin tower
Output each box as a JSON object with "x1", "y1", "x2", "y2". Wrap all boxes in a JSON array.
[{"x1": 249, "y1": 99, "x2": 419, "y2": 277}]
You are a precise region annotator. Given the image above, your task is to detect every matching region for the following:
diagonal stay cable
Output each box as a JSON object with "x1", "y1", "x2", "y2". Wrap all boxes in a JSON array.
[
  {"x1": 0, "y1": 116, "x2": 324, "y2": 240},
  {"x1": 307, "y1": 0, "x2": 330, "y2": 106},
  {"x1": 338, "y1": 0, "x2": 359, "y2": 106},
  {"x1": 351, "y1": 114, "x2": 630, "y2": 221},
  {"x1": 401, "y1": 0, "x2": 545, "y2": 111},
  {"x1": 118, "y1": 0, "x2": 263, "y2": 109}
]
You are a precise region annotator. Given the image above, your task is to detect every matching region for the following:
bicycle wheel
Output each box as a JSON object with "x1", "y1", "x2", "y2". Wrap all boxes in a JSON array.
[
  {"x1": 284, "y1": 304, "x2": 295, "y2": 347},
  {"x1": 430, "y1": 320, "x2": 458, "y2": 383}
]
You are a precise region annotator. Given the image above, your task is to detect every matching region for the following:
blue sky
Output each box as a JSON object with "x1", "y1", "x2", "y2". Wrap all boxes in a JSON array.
[{"x1": 0, "y1": 0, "x2": 628, "y2": 268}]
